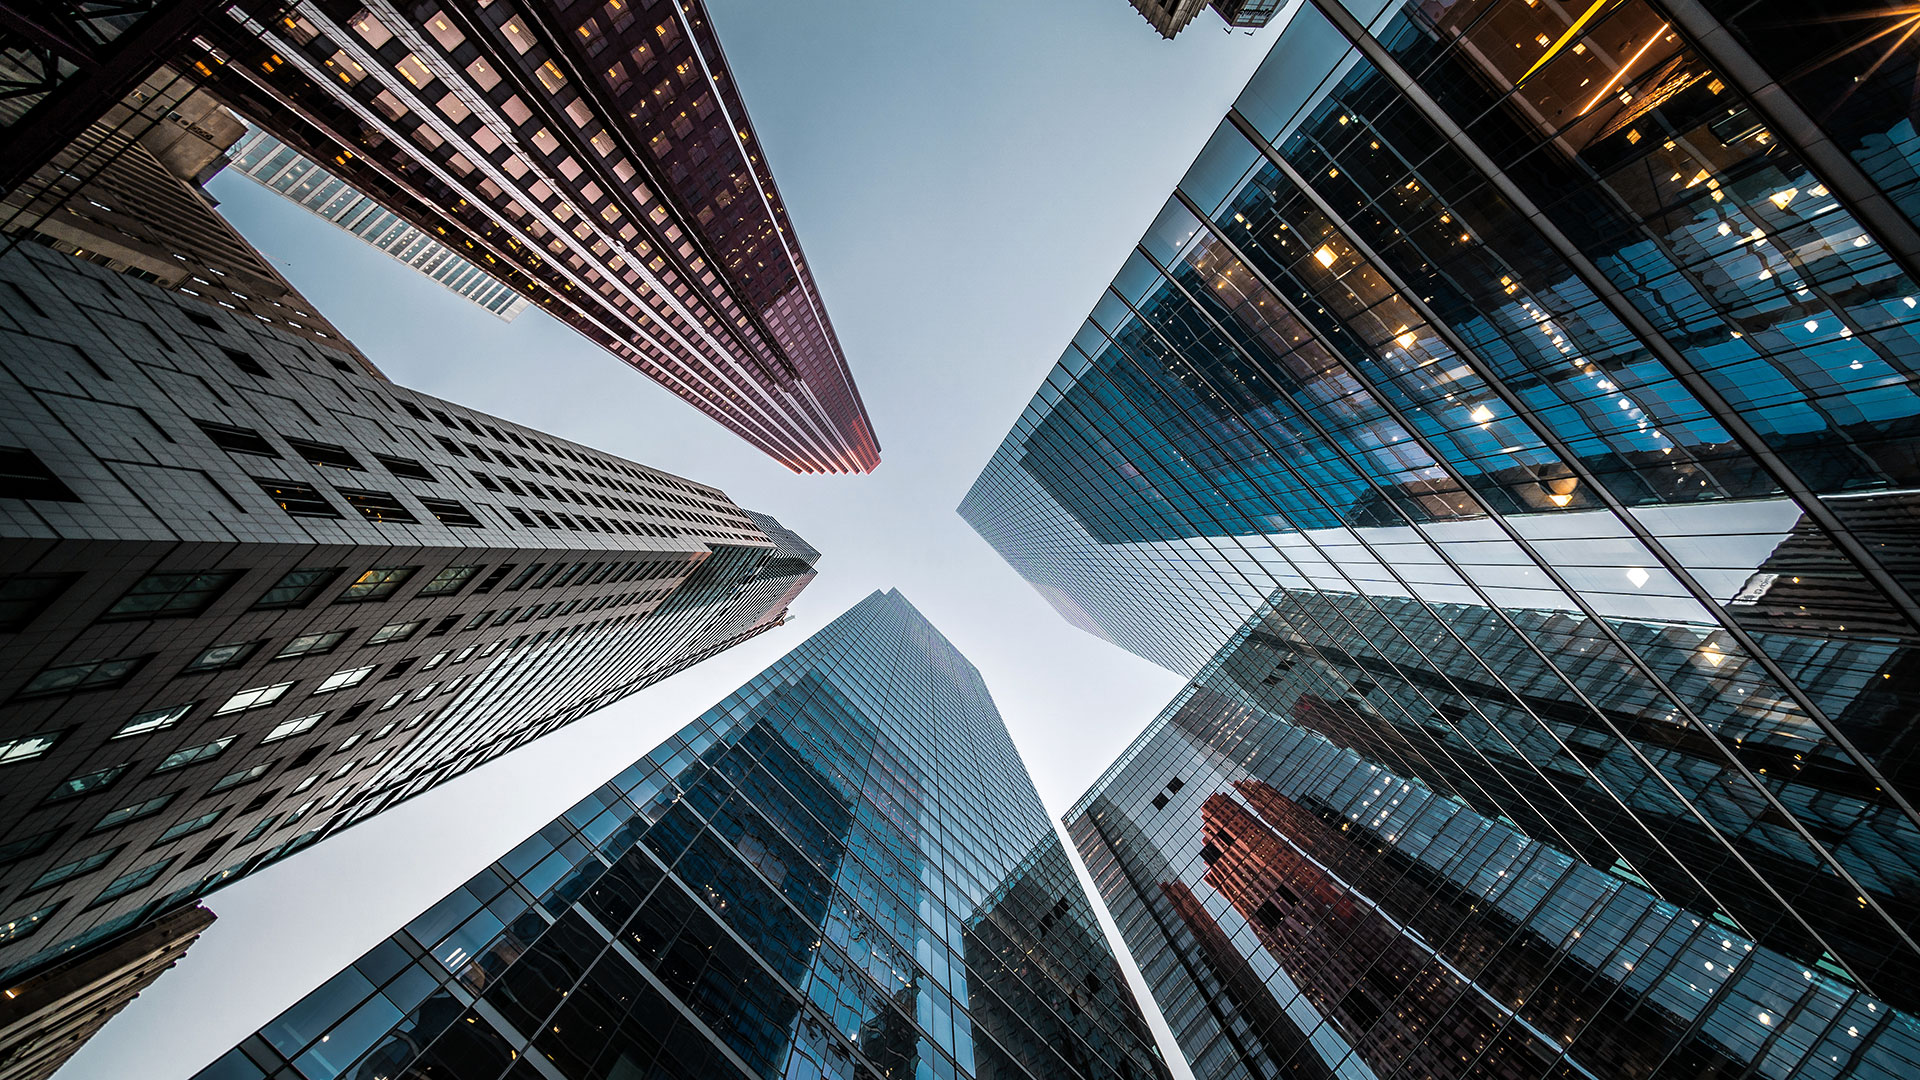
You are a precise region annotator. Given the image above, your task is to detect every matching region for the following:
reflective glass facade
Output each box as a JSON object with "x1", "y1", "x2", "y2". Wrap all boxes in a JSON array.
[
  {"x1": 191, "y1": 591, "x2": 1170, "y2": 1080},
  {"x1": 1069, "y1": 628, "x2": 1920, "y2": 1080},
  {"x1": 962, "y1": 0, "x2": 1920, "y2": 1041}
]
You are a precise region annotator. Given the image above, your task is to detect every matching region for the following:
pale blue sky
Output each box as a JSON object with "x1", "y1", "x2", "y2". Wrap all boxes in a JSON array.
[{"x1": 58, "y1": 3, "x2": 1283, "y2": 1076}]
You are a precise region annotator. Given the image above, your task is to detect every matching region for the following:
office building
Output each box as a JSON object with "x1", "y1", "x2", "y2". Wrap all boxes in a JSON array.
[
  {"x1": 0, "y1": 238, "x2": 817, "y2": 994},
  {"x1": 190, "y1": 590, "x2": 1170, "y2": 1080},
  {"x1": 1124, "y1": 0, "x2": 1288, "y2": 40},
  {"x1": 0, "y1": 905, "x2": 213, "y2": 1080},
  {"x1": 0, "y1": 69, "x2": 371, "y2": 369},
  {"x1": 1069, "y1": 635, "x2": 1920, "y2": 1080},
  {"x1": 963, "y1": 0, "x2": 1920, "y2": 1044},
  {"x1": 224, "y1": 125, "x2": 532, "y2": 322},
  {"x1": 170, "y1": 0, "x2": 879, "y2": 473}
]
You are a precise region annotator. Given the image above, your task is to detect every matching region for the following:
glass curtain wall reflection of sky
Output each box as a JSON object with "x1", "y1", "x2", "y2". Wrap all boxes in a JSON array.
[
  {"x1": 189, "y1": 591, "x2": 1170, "y2": 1080},
  {"x1": 963, "y1": 0, "x2": 1920, "y2": 1066}
]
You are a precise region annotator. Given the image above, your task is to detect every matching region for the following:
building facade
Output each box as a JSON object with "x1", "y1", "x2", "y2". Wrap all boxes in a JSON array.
[
  {"x1": 0, "y1": 240, "x2": 816, "y2": 988},
  {"x1": 1124, "y1": 0, "x2": 1288, "y2": 40},
  {"x1": 189, "y1": 590, "x2": 1170, "y2": 1080},
  {"x1": 1069, "y1": 632, "x2": 1920, "y2": 1080},
  {"x1": 225, "y1": 125, "x2": 532, "y2": 322},
  {"x1": 963, "y1": 0, "x2": 1920, "y2": 1049},
  {"x1": 171, "y1": 0, "x2": 879, "y2": 473},
  {"x1": 0, "y1": 69, "x2": 372, "y2": 369}
]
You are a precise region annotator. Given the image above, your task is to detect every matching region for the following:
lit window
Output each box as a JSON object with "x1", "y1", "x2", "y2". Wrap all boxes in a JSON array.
[
  {"x1": 214, "y1": 682, "x2": 293, "y2": 716},
  {"x1": 337, "y1": 566, "x2": 419, "y2": 602},
  {"x1": 314, "y1": 666, "x2": 375, "y2": 693},
  {"x1": 114, "y1": 703, "x2": 194, "y2": 738},
  {"x1": 262, "y1": 713, "x2": 325, "y2": 744},
  {"x1": 395, "y1": 53, "x2": 433, "y2": 88},
  {"x1": 537, "y1": 60, "x2": 568, "y2": 92},
  {"x1": 418, "y1": 565, "x2": 482, "y2": 597},
  {"x1": 425, "y1": 11, "x2": 465, "y2": 50},
  {"x1": 0, "y1": 730, "x2": 64, "y2": 764},
  {"x1": 501, "y1": 16, "x2": 535, "y2": 53},
  {"x1": 338, "y1": 489, "x2": 417, "y2": 524}
]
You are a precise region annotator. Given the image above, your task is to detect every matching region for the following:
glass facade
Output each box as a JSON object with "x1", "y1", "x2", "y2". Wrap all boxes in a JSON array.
[
  {"x1": 191, "y1": 591, "x2": 1169, "y2": 1080},
  {"x1": 1070, "y1": 625, "x2": 1920, "y2": 1080},
  {"x1": 961, "y1": 0, "x2": 1920, "y2": 1055}
]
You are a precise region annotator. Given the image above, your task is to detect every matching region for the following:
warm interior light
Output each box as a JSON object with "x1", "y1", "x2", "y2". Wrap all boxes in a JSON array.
[
  {"x1": 1769, "y1": 187, "x2": 1798, "y2": 210},
  {"x1": 1314, "y1": 246, "x2": 1336, "y2": 268}
]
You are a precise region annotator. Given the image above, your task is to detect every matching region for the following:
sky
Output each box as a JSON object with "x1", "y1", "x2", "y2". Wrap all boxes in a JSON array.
[{"x1": 58, "y1": 3, "x2": 1285, "y2": 1076}]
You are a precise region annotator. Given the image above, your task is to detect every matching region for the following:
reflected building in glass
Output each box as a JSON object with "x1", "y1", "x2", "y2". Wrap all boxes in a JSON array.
[
  {"x1": 190, "y1": 591, "x2": 1171, "y2": 1080},
  {"x1": 961, "y1": 0, "x2": 1920, "y2": 1056}
]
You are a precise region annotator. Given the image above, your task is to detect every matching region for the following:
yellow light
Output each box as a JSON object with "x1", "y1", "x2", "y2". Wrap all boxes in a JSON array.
[
  {"x1": 1769, "y1": 187, "x2": 1798, "y2": 209},
  {"x1": 1314, "y1": 246, "x2": 1336, "y2": 268},
  {"x1": 1469, "y1": 404, "x2": 1494, "y2": 423}
]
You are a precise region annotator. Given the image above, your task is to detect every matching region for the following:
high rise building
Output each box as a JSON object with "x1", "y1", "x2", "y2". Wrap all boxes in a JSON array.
[
  {"x1": 963, "y1": 0, "x2": 1920, "y2": 1048},
  {"x1": 1068, "y1": 632, "x2": 1920, "y2": 1080},
  {"x1": 0, "y1": 905, "x2": 213, "y2": 1080},
  {"x1": 0, "y1": 238, "x2": 817, "y2": 993},
  {"x1": 1123, "y1": 0, "x2": 1288, "y2": 40},
  {"x1": 188, "y1": 590, "x2": 1171, "y2": 1080},
  {"x1": 168, "y1": 0, "x2": 879, "y2": 473},
  {"x1": 0, "y1": 69, "x2": 372, "y2": 370},
  {"x1": 224, "y1": 125, "x2": 532, "y2": 322}
]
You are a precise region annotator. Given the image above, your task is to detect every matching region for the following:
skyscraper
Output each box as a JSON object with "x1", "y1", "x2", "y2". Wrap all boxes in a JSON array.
[
  {"x1": 0, "y1": 237, "x2": 816, "y2": 995},
  {"x1": 189, "y1": 590, "x2": 1171, "y2": 1080},
  {"x1": 1068, "y1": 631, "x2": 1920, "y2": 1080},
  {"x1": 963, "y1": 0, "x2": 1920, "y2": 1047},
  {"x1": 1123, "y1": 0, "x2": 1288, "y2": 40},
  {"x1": 172, "y1": 0, "x2": 879, "y2": 473},
  {"x1": 223, "y1": 125, "x2": 532, "y2": 322}
]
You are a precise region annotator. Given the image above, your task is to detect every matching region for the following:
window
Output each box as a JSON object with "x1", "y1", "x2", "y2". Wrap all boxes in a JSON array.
[
  {"x1": 419, "y1": 498, "x2": 483, "y2": 527},
  {"x1": 154, "y1": 737, "x2": 234, "y2": 772},
  {"x1": 183, "y1": 640, "x2": 261, "y2": 673},
  {"x1": 274, "y1": 631, "x2": 347, "y2": 660},
  {"x1": 0, "y1": 827, "x2": 65, "y2": 864},
  {"x1": 474, "y1": 564, "x2": 516, "y2": 593},
  {"x1": 367, "y1": 621, "x2": 423, "y2": 645},
  {"x1": 241, "y1": 815, "x2": 281, "y2": 843},
  {"x1": 337, "y1": 566, "x2": 418, "y2": 602},
  {"x1": 418, "y1": 565, "x2": 481, "y2": 597},
  {"x1": 0, "y1": 573, "x2": 76, "y2": 631},
  {"x1": 114, "y1": 703, "x2": 194, "y2": 738},
  {"x1": 255, "y1": 478, "x2": 341, "y2": 518},
  {"x1": 490, "y1": 608, "x2": 519, "y2": 626},
  {"x1": 1, "y1": 730, "x2": 64, "y2": 764},
  {"x1": 422, "y1": 651, "x2": 450, "y2": 671},
  {"x1": 338, "y1": 488, "x2": 416, "y2": 523},
  {"x1": 194, "y1": 421, "x2": 278, "y2": 457},
  {"x1": 435, "y1": 435, "x2": 465, "y2": 457},
  {"x1": 313, "y1": 666, "x2": 374, "y2": 693},
  {"x1": 27, "y1": 848, "x2": 121, "y2": 894},
  {"x1": 0, "y1": 904, "x2": 61, "y2": 945},
  {"x1": 92, "y1": 795, "x2": 175, "y2": 833},
  {"x1": 17, "y1": 655, "x2": 147, "y2": 698},
  {"x1": 89, "y1": 857, "x2": 174, "y2": 907},
  {"x1": 285, "y1": 438, "x2": 364, "y2": 471},
  {"x1": 224, "y1": 348, "x2": 269, "y2": 377},
  {"x1": 262, "y1": 713, "x2": 324, "y2": 743},
  {"x1": 427, "y1": 614, "x2": 460, "y2": 637},
  {"x1": 463, "y1": 611, "x2": 493, "y2": 630},
  {"x1": 214, "y1": 682, "x2": 292, "y2": 715},
  {"x1": 155, "y1": 810, "x2": 222, "y2": 845},
  {"x1": 380, "y1": 657, "x2": 416, "y2": 681},
  {"x1": 254, "y1": 567, "x2": 344, "y2": 609},
  {"x1": 376, "y1": 454, "x2": 434, "y2": 481},
  {"x1": 0, "y1": 447, "x2": 80, "y2": 501},
  {"x1": 103, "y1": 571, "x2": 242, "y2": 620},
  {"x1": 209, "y1": 762, "x2": 272, "y2": 793},
  {"x1": 45, "y1": 764, "x2": 127, "y2": 801}
]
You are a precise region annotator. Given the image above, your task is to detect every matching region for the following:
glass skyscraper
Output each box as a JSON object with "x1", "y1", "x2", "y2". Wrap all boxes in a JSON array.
[
  {"x1": 190, "y1": 591, "x2": 1171, "y2": 1080},
  {"x1": 960, "y1": 0, "x2": 1920, "y2": 1066}
]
